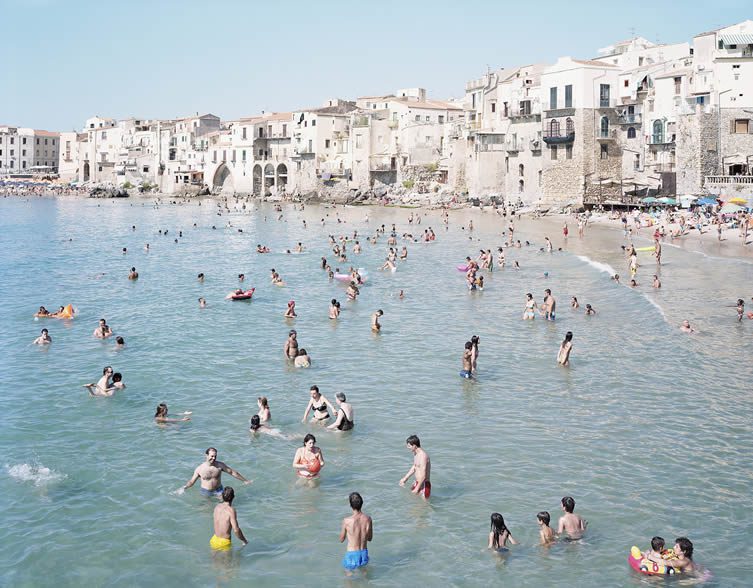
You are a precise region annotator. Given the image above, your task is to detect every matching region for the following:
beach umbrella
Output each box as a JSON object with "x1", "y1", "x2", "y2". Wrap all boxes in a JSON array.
[
  {"x1": 698, "y1": 197, "x2": 718, "y2": 205},
  {"x1": 641, "y1": 196, "x2": 658, "y2": 204},
  {"x1": 657, "y1": 197, "x2": 677, "y2": 205},
  {"x1": 720, "y1": 203, "x2": 743, "y2": 214},
  {"x1": 727, "y1": 196, "x2": 748, "y2": 205}
]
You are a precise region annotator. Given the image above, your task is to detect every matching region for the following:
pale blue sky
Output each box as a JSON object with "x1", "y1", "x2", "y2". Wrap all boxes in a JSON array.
[{"x1": 2, "y1": 0, "x2": 751, "y2": 130}]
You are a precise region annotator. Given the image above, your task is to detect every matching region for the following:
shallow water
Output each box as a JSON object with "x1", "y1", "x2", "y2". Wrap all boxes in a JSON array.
[{"x1": 1, "y1": 197, "x2": 752, "y2": 587}]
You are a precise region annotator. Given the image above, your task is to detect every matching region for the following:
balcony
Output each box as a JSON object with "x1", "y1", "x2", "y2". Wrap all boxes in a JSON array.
[
  {"x1": 543, "y1": 105, "x2": 575, "y2": 118},
  {"x1": 353, "y1": 116, "x2": 370, "y2": 128},
  {"x1": 597, "y1": 129, "x2": 618, "y2": 141},
  {"x1": 507, "y1": 141, "x2": 521, "y2": 152},
  {"x1": 649, "y1": 134, "x2": 676, "y2": 146},
  {"x1": 617, "y1": 113, "x2": 642, "y2": 124},
  {"x1": 543, "y1": 129, "x2": 575, "y2": 144},
  {"x1": 705, "y1": 175, "x2": 753, "y2": 186},
  {"x1": 530, "y1": 138, "x2": 542, "y2": 151}
]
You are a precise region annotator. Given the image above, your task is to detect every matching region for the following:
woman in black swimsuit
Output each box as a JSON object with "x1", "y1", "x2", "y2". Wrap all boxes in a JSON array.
[
  {"x1": 327, "y1": 392, "x2": 354, "y2": 431},
  {"x1": 301, "y1": 385, "x2": 334, "y2": 423}
]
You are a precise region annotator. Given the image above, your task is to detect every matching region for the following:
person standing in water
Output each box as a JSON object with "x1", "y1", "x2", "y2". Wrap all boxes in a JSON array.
[
  {"x1": 209, "y1": 487, "x2": 248, "y2": 551},
  {"x1": 488, "y1": 513, "x2": 518, "y2": 550},
  {"x1": 181, "y1": 447, "x2": 251, "y2": 498},
  {"x1": 557, "y1": 332, "x2": 573, "y2": 366},
  {"x1": 284, "y1": 330, "x2": 299, "y2": 359},
  {"x1": 543, "y1": 289, "x2": 556, "y2": 321},
  {"x1": 399, "y1": 435, "x2": 431, "y2": 499},
  {"x1": 33, "y1": 328, "x2": 52, "y2": 345},
  {"x1": 339, "y1": 492, "x2": 372, "y2": 574},
  {"x1": 557, "y1": 496, "x2": 587, "y2": 539},
  {"x1": 371, "y1": 310, "x2": 383, "y2": 332}
]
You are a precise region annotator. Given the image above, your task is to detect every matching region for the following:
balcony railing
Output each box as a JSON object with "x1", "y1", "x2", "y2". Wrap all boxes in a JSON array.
[
  {"x1": 597, "y1": 129, "x2": 618, "y2": 140},
  {"x1": 649, "y1": 134, "x2": 676, "y2": 145},
  {"x1": 543, "y1": 129, "x2": 575, "y2": 144},
  {"x1": 705, "y1": 175, "x2": 753, "y2": 185},
  {"x1": 617, "y1": 113, "x2": 642, "y2": 124}
]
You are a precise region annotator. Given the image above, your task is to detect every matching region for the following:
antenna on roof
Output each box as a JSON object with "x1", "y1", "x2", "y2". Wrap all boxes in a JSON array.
[{"x1": 629, "y1": 27, "x2": 636, "y2": 39}]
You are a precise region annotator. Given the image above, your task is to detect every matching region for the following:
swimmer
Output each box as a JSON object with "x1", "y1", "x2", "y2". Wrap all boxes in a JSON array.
[
  {"x1": 460, "y1": 341, "x2": 474, "y2": 378},
  {"x1": 346, "y1": 282, "x2": 360, "y2": 301},
  {"x1": 199, "y1": 297, "x2": 207, "y2": 308},
  {"x1": 284, "y1": 330, "x2": 299, "y2": 359},
  {"x1": 198, "y1": 273, "x2": 205, "y2": 282},
  {"x1": 293, "y1": 434, "x2": 325, "y2": 478},
  {"x1": 543, "y1": 289, "x2": 556, "y2": 320},
  {"x1": 115, "y1": 336, "x2": 125, "y2": 348},
  {"x1": 513, "y1": 260, "x2": 521, "y2": 270},
  {"x1": 209, "y1": 487, "x2": 248, "y2": 550},
  {"x1": 285, "y1": 300, "x2": 297, "y2": 318},
  {"x1": 398, "y1": 289, "x2": 405, "y2": 299},
  {"x1": 488, "y1": 513, "x2": 518, "y2": 550},
  {"x1": 380, "y1": 258, "x2": 396, "y2": 271},
  {"x1": 340, "y1": 492, "x2": 372, "y2": 574},
  {"x1": 399, "y1": 435, "x2": 431, "y2": 499},
  {"x1": 643, "y1": 536, "x2": 666, "y2": 564},
  {"x1": 736, "y1": 298, "x2": 744, "y2": 322},
  {"x1": 257, "y1": 396, "x2": 270, "y2": 422},
  {"x1": 371, "y1": 310, "x2": 383, "y2": 332},
  {"x1": 571, "y1": 297, "x2": 579, "y2": 309},
  {"x1": 294, "y1": 348, "x2": 311, "y2": 368},
  {"x1": 653, "y1": 275, "x2": 661, "y2": 288},
  {"x1": 93, "y1": 318, "x2": 113, "y2": 339},
  {"x1": 34, "y1": 306, "x2": 51, "y2": 318},
  {"x1": 181, "y1": 447, "x2": 251, "y2": 498},
  {"x1": 329, "y1": 299, "x2": 340, "y2": 319},
  {"x1": 33, "y1": 328, "x2": 52, "y2": 345},
  {"x1": 110, "y1": 372, "x2": 126, "y2": 389},
  {"x1": 327, "y1": 392, "x2": 354, "y2": 431},
  {"x1": 128, "y1": 267, "x2": 139, "y2": 280},
  {"x1": 663, "y1": 537, "x2": 695, "y2": 572},
  {"x1": 584, "y1": 304, "x2": 596, "y2": 315},
  {"x1": 154, "y1": 403, "x2": 190, "y2": 424},
  {"x1": 557, "y1": 331, "x2": 573, "y2": 366},
  {"x1": 630, "y1": 279, "x2": 638, "y2": 287},
  {"x1": 83, "y1": 366, "x2": 114, "y2": 396},
  {"x1": 612, "y1": 273, "x2": 620, "y2": 283},
  {"x1": 537, "y1": 512, "x2": 555, "y2": 545},
  {"x1": 301, "y1": 385, "x2": 334, "y2": 422},
  {"x1": 680, "y1": 320, "x2": 696, "y2": 333},
  {"x1": 557, "y1": 496, "x2": 587, "y2": 539},
  {"x1": 238, "y1": 273, "x2": 245, "y2": 282},
  {"x1": 470, "y1": 335, "x2": 480, "y2": 373}
]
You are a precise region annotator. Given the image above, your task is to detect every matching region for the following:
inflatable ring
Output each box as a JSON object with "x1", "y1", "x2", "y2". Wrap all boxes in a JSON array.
[{"x1": 628, "y1": 546, "x2": 681, "y2": 576}]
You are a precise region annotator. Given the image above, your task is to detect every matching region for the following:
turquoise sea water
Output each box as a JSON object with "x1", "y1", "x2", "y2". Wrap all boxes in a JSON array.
[{"x1": 1, "y1": 197, "x2": 752, "y2": 587}]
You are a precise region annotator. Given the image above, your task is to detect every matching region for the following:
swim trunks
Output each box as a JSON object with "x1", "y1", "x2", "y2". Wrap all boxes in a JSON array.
[
  {"x1": 209, "y1": 535, "x2": 232, "y2": 551},
  {"x1": 459, "y1": 370, "x2": 472, "y2": 379},
  {"x1": 200, "y1": 485, "x2": 224, "y2": 498},
  {"x1": 342, "y1": 548, "x2": 369, "y2": 570},
  {"x1": 549, "y1": 313, "x2": 556, "y2": 321},
  {"x1": 411, "y1": 480, "x2": 431, "y2": 498}
]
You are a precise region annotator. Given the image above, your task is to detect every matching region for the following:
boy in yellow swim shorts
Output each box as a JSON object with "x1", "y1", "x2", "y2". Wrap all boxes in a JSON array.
[{"x1": 209, "y1": 487, "x2": 248, "y2": 551}]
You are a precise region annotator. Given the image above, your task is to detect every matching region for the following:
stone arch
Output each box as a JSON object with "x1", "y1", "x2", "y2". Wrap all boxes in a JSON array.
[
  {"x1": 276, "y1": 163, "x2": 288, "y2": 191},
  {"x1": 264, "y1": 163, "x2": 275, "y2": 194},
  {"x1": 212, "y1": 163, "x2": 233, "y2": 192},
  {"x1": 253, "y1": 164, "x2": 263, "y2": 196},
  {"x1": 83, "y1": 162, "x2": 90, "y2": 182}
]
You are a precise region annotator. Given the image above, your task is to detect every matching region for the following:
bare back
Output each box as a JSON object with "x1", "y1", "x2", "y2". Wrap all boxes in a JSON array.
[
  {"x1": 342, "y1": 511, "x2": 372, "y2": 551},
  {"x1": 213, "y1": 503, "x2": 234, "y2": 539}
]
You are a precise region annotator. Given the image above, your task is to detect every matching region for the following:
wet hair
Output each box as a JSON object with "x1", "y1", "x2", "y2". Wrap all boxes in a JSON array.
[
  {"x1": 336, "y1": 392, "x2": 346, "y2": 402},
  {"x1": 537, "y1": 511, "x2": 550, "y2": 526},
  {"x1": 41, "y1": 328, "x2": 49, "y2": 334},
  {"x1": 289, "y1": 330, "x2": 296, "y2": 336},
  {"x1": 205, "y1": 447, "x2": 217, "y2": 455},
  {"x1": 258, "y1": 396, "x2": 268, "y2": 408},
  {"x1": 331, "y1": 298, "x2": 337, "y2": 305},
  {"x1": 651, "y1": 536, "x2": 665, "y2": 551},
  {"x1": 116, "y1": 336, "x2": 124, "y2": 345},
  {"x1": 298, "y1": 348, "x2": 307, "y2": 356},
  {"x1": 103, "y1": 366, "x2": 112, "y2": 375},
  {"x1": 303, "y1": 433, "x2": 316, "y2": 445},
  {"x1": 111, "y1": 373, "x2": 122, "y2": 383},
  {"x1": 572, "y1": 297, "x2": 578, "y2": 303},
  {"x1": 249, "y1": 415, "x2": 261, "y2": 431},
  {"x1": 544, "y1": 289, "x2": 551, "y2": 295},
  {"x1": 675, "y1": 537, "x2": 693, "y2": 559},
  {"x1": 131, "y1": 267, "x2": 136, "y2": 272},
  {"x1": 377, "y1": 309, "x2": 383, "y2": 316},
  {"x1": 406, "y1": 434, "x2": 420, "y2": 448},
  {"x1": 349, "y1": 492, "x2": 363, "y2": 511},
  {"x1": 471, "y1": 335, "x2": 479, "y2": 345},
  {"x1": 222, "y1": 486, "x2": 235, "y2": 504},
  {"x1": 561, "y1": 496, "x2": 575, "y2": 513},
  {"x1": 526, "y1": 293, "x2": 532, "y2": 300},
  {"x1": 738, "y1": 298, "x2": 744, "y2": 305},
  {"x1": 198, "y1": 273, "x2": 204, "y2": 278},
  {"x1": 310, "y1": 385, "x2": 319, "y2": 394},
  {"x1": 490, "y1": 513, "x2": 509, "y2": 547},
  {"x1": 155, "y1": 403, "x2": 168, "y2": 418},
  {"x1": 465, "y1": 341, "x2": 473, "y2": 350},
  {"x1": 563, "y1": 331, "x2": 573, "y2": 343}
]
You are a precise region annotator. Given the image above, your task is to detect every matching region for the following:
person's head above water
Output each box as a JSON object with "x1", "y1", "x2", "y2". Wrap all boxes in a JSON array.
[
  {"x1": 155, "y1": 403, "x2": 168, "y2": 418},
  {"x1": 249, "y1": 415, "x2": 261, "y2": 431},
  {"x1": 561, "y1": 496, "x2": 575, "y2": 513},
  {"x1": 406, "y1": 434, "x2": 420, "y2": 449},
  {"x1": 349, "y1": 492, "x2": 363, "y2": 511}
]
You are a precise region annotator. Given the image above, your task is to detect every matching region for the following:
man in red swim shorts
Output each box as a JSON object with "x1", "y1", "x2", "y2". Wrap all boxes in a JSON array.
[{"x1": 399, "y1": 435, "x2": 431, "y2": 500}]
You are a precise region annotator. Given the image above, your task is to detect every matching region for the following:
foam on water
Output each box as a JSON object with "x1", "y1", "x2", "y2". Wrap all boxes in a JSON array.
[
  {"x1": 6, "y1": 463, "x2": 65, "y2": 486},
  {"x1": 574, "y1": 254, "x2": 617, "y2": 277}
]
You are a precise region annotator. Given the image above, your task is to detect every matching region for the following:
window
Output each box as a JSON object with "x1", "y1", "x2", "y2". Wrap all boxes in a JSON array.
[
  {"x1": 548, "y1": 119, "x2": 561, "y2": 136},
  {"x1": 22, "y1": 161, "x2": 26, "y2": 169},
  {"x1": 282, "y1": 124, "x2": 288, "y2": 137},
  {"x1": 258, "y1": 149, "x2": 263, "y2": 156},
  {"x1": 550, "y1": 145, "x2": 558, "y2": 160},
  {"x1": 101, "y1": 132, "x2": 107, "y2": 140},
  {"x1": 415, "y1": 115, "x2": 420, "y2": 122},
  {"x1": 564, "y1": 85, "x2": 572, "y2": 108},
  {"x1": 491, "y1": 102, "x2": 496, "y2": 113},
  {"x1": 519, "y1": 100, "x2": 531, "y2": 115},
  {"x1": 213, "y1": 151, "x2": 217, "y2": 163},
  {"x1": 518, "y1": 163, "x2": 525, "y2": 177},
  {"x1": 36, "y1": 138, "x2": 40, "y2": 145},
  {"x1": 624, "y1": 79, "x2": 629, "y2": 87},
  {"x1": 22, "y1": 149, "x2": 26, "y2": 156},
  {"x1": 438, "y1": 115, "x2": 444, "y2": 124},
  {"x1": 325, "y1": 139, "x2": 331, "y2": 148},
  {"x1": 505, "y1": 157, "x2": 509, "y2": 173},
  {"x1": 10, "y1": 137, "x2": 14, "y2": 144},
  {"x1": 424, "y1": 116, "x2": 430, "y2": 122},
  {"x1": 634, "y1": 154, "x2": 640, "y2": 170},
  {"x1": 311, "y1": 120, "x2": 316, "y2": 127},
  {"x1": 599, "y1": 84, "x2": 610, "y2": 108},
  {"x1": 356, "y1": 134, "x2": 362, "y2": 149},
  {"x1": 36, "y1": 150, "x2": 40, "y2": 156},
  {"x1": 222, "y1": 150, "x2": 226, "y2": 161},
  {"x1": 600, "y1": 144, "x2": 608, "y2": 159},
  {"x1": 627, "y1": 127, "x2": 636, "y2": 139},
  {"x1": 674, "y1": 77, "x2": 682, "y2": 95},
  {"x1": 518, "y1": 179, "x2": 524, "y2": 193},
  {"x1": 242, "y1": 127, "x2": 247, "y2": 140},
  {"x1": 652, "y1": 120, "x2": 664, "y2": 144},
  {"x1": 22, "y1": 137, "x2": 27, "y2": 145},
  {"x1": 425, "y1": 136, "x2": 431, "y2": 143},
  {"x1": 600, "y1": 116, "x2": 609, "y2": 138},
  {"x1": 143, "y1": 165, "x2": 150, "y2": 173},
  {"x1": 733, "y1": 119, "x2": 750, "y2": 134},
  {"x1": 242, "y1": 150, "x2": 247, "y2": 161},
  {"x1": 565, "y1": 118, "x2": 574, "y2": 135},
  {"x1": 550, "y1": 87, "x2": 558, "y2": 109},
  {"x1": 538, "y1": 170, "x2": 542, "y2": 185},
  {"x1": 472, "y1": 93, "x2": 476, "y2": 109},
  {"x1": 566, "y1": 145, "x2": 573, "y2": 159}
]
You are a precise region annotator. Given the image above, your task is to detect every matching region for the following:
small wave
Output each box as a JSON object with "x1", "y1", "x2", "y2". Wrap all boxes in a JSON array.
[
  {"x1": 641, "y1": 293, "x2": 670, "y2": 324},
  {"x1": 6, "y1": 463, "x2": 65, "y2": 486},
  {"x1": 575, "y1": 255, "x2": 617, "y2": 276}
]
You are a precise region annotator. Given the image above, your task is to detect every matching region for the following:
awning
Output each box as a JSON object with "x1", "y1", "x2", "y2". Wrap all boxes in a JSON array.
[
  {"x1": 723, "y1": 153, "x2": 750, "y2": 165},
  {"x1": 719, "y1": 33, "x2": 753, "y2": 45}
]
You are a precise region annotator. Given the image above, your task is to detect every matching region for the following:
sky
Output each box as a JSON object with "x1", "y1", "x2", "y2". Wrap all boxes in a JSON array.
[{"x1": 2, "y1": 0, "x2": 751, "y2": 131}]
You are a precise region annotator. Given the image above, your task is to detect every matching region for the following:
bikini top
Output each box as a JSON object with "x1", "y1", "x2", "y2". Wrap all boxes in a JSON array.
[{"x1": 313, "y1": 402, "x2": 329, "y2": 412}]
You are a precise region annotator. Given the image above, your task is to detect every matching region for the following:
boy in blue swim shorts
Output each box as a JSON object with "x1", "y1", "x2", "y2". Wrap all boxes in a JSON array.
[{"x1": 339, "y1": 492, "x2": 372, "y2": 573}]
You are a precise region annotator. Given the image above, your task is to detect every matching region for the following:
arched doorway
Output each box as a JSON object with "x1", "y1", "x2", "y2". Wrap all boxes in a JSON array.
[
  {"x1": 83, "y1": 162, "x2": 90, "y2": 182},
  {"x1": 264, "y1": 164, "x2": 275, "y2": 194},
  {"x1": 212, "y1": 163, "x2": 233, "y2": 192},
  {"x1": 252, "y1": 164, "x2": 262, "y2": 196},
  {"x1": 276, "y1": 163, "x2": 288, "y2": 191}
]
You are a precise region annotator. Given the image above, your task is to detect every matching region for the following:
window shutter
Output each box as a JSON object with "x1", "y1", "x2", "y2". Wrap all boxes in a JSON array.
[{"x1": 730, "y1": 119, "x2": 736, "y2": 133}]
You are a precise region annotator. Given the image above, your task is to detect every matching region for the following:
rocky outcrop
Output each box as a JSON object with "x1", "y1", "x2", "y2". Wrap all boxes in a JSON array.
[{"x1": 89, "y1": 186, "x2": 129, "y2": 198}]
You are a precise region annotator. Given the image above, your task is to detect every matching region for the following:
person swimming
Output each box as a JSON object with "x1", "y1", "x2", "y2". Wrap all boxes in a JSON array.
[
  {"x1": 327, "y1": 392, "x2": 354, "y2": 431},
  {"x1": 488, "y1": 513, "x2": 518, "y2": 550}
]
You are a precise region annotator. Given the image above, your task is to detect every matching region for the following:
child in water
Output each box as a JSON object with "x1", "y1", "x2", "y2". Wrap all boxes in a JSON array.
[
  {"x1": 537, "y1": 512, "x2": 555, "y2": 545},
  {"x1": 488, "y1": 513, "x2": 518, "y2": 550}
]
